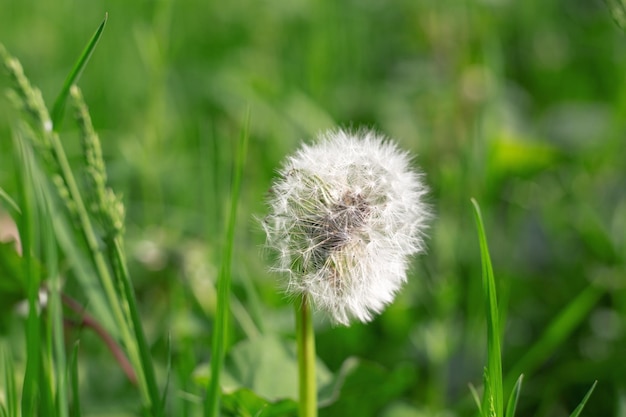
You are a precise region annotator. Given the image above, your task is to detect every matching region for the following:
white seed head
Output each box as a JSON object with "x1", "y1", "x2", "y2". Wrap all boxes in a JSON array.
[{"x1": 264, "y1": 128, "x2": 430, "y2": 325}]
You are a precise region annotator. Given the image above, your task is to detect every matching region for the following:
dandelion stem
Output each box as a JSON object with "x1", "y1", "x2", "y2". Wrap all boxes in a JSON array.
[{"x1": 296, "y1": 294, "x2": 317, "y2": 417}]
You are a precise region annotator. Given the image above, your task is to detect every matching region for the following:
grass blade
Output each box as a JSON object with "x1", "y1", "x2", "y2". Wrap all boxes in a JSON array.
[
  {"x1": 14, "y1": 133, "x2": 41, "y2": 417},
  {"x1": 50, "y1": 13, "x2": 108, "y2": 128},
  {"x1": 4, "y1": 42, "x2": 154, "y2": 413},
  {"x1": 468, "y1": 383, "x2": 482, "y2": 414},
  {"x1": 504, "y1": 375, "x2": 523, "y2": 417},
  {"x1": 204, "y1": 110, "x2": 249, "y2": 417},
  {"x1": 471, "y1": 198, "x2": 503, "y2": 417},
  {"x1": 109, "y1": 238, "x2": 163, "y2": 417},
  {"x1": 72, "y1": 84, "x2": 162, "y2": 415},
  {"x1": 2, "y1": 344, "x2": 18, "y2": 417},
  {"x1": 49, "y1": 205, "x2": 118, "y2": 337},
  {"x1": 569, "y1": 381, "x2": 597, "y2": 417},
  {"x1": 161, "y1": 333, "x2": 173, "y2": 411},
  {"x1": 69, "y1": 341, "x2": 82, "y2": 417},
  {"x1": 41, "y1": 185, "x2": 68, "y2": 417}
]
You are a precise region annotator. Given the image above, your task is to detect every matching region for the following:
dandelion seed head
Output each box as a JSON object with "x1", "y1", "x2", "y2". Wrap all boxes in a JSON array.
[{"x1": 264, "y1": 128, "x2": 430, "y2": 325}]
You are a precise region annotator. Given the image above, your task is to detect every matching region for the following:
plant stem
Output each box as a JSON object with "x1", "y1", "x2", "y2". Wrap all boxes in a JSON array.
[
  {"x1": 204, "y1": 111, "x2": 248, "y2": 417},
  {"x1": 47, "y1": 128, "x2": 149, "y2": 399},
  {"x1": 296, "y1": 294, "x2": 317, "y2": 417}
]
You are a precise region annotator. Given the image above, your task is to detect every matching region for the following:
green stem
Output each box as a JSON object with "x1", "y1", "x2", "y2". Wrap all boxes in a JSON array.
[
  {"x1": 296, "y1": 294, "x2": 317, "y2": 417},
  {"x1": 204, "y1": 110, "x2": 249, "y2": 417},
  {"x1": 45, "y1": 128, "x2": 150, "y2": 408},
  {"x1": 109, "y1": 237, "x2": 162, "y2": 416}
]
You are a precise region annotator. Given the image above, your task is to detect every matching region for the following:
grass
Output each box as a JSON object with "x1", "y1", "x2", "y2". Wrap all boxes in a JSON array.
[
  {"x1": 0, "y1": 1, "x2": 624, "y2": 416},
  {"x1": 205, "y1": 108, "x2": 248, "y2": 417}
]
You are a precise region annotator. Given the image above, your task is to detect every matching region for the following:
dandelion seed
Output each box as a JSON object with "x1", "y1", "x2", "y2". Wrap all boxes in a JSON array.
[{"x1": 264, "y1": 128, "x2": 430, "y2": 325}]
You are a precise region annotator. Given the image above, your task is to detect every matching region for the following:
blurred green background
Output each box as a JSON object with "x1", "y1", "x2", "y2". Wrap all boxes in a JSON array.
[{"x1": 1, "y1": 0, "x2": 625, "y2": 416}]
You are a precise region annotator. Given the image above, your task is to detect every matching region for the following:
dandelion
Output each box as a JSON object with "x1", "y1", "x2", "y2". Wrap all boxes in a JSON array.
[{"x1": 264, "y1": 128, "x2": 430, "y2": 325}]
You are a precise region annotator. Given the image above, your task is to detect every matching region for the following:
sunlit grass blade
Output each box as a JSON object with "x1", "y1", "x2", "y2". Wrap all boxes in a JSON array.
[
  {"x1": 50, "y1": 13, "x2": 108, "y2": 128},
  {"x1": 471, "y1": 198, "x2": 503, "y2": 417},
  {"x1": 568, "y1": 381, "x2": 597, "y2": 417},
  {"x1": 204, "y1": 110, "x2": 249, "y2": 417},
  {"x1": 504, "y1": 375, "x2": 523, "y2": 417}
]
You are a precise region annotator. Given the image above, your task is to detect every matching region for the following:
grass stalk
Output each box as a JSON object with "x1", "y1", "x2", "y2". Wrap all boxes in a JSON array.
[
  {"x1": 2, "y1": 37, "x2": 157, "y2": 413},
  {"x1": 204, "y1": 111, "x2": 249, "y2": 417},
  {"x1": 46, "y1": 107, "x2": 150, "y2": 406},
  {"x1": 14, "y1": 135, "x2": 40, "y2": 417},
  {"x1": 42, "y1": 182, "x2": 69, "y2": 417},
  {"x1": 109, "y1": 237, "x2": 162, "y2": 416},
  {"x1": 71, "y1": 84, "x2": 161, "y2": 416}
]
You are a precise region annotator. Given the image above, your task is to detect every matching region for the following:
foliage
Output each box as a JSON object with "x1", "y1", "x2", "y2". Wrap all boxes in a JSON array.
[{"x1": 1, "y1": 1, "x2": 624, "y2": 416}]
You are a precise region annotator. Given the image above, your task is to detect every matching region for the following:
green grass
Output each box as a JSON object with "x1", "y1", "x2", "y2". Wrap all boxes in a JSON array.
[
  {"x1": 205, "y1": 109, "x2": 248, "y2": 417},
  {"x1": 472, "y1": 198, "x2": 503, "y2": 417},
  {"x1": 1, "y1": 1, "x2": 624, "y2": 416}
]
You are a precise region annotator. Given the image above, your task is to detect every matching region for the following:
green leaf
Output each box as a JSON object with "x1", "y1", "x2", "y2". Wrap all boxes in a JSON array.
[
  {"x1": 196, "y1": 334, "x2": 332, "y2": 402},
  {"x1": 50, "y1": 13, "x2": 108, "y2": 129},
  {"x1": 568, "y1": 381, "x2": 597, "y2": 417},
  {"x1": 504, "y1": 375, "x2": 523, "y2": 417},
  {"x1": 221, "y1": 389, "x2": 297, "y2": 417},
  {"x1": 471, "y1": 198, "x2": 503, "y2": 417},
  {"x1": 194, "y1": 334, "x2": 409, "y2": 415}
]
